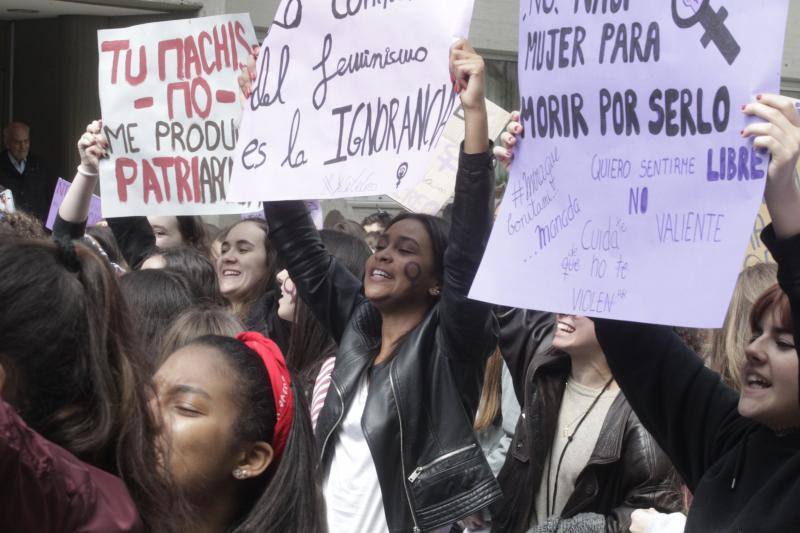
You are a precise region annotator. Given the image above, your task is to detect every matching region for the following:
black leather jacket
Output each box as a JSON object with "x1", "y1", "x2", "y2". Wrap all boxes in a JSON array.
[
  {"x1": 264, "y1": 147, "x2": 501, "y2": 533},
  {"x1": 491, "y1": 309, "x2": 683, "y2": 533}
]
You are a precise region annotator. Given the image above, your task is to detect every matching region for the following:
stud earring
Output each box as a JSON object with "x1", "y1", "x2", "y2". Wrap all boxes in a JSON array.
[
  {"x1": 233, "y1": 468, "x2": 248, "y2": 479},
  {"x1": 429, "y1": 287, "x2": 441, "y2": 296}
]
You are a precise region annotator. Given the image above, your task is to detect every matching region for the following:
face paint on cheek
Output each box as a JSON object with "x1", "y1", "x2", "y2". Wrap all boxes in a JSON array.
[
  {"x1": 283, "y1": 278, "x2": 297, "y2": 304},
  {"x1": 404, "y1": 262, "x2": 422, "y2": 289}
]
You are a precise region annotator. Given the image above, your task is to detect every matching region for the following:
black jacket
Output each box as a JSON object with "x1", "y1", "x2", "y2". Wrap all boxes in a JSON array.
[
  {"x1": 594, "y1": 225, "x2": 800, "y2": 532},
  {"x1": 0, "y1": 151, "x2": 54, "y2": 222},
  {"x1": 492, "y1": 308, "x2": 682, "y2": 533},
  {"x1": 263, "y1": 147, "x2": 501, "y2": 533}
]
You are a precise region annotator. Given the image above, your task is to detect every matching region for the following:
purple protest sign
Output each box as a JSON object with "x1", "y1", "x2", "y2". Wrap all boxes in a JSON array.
[
  {"x1": 470, "y1": 1, "x2": 790, "y2": 328},
  {"x1": 45, "y1": 178, "x2": 103, "y2": 230}
]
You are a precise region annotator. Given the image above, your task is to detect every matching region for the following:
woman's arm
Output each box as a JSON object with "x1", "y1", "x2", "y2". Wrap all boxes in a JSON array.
[
  {"x1": 743, "y1": 95, "x2": 800, "y2": 352},
  {"x1": 264, "y1": 201, "x2": 366, "y2": 345},
  {"x1": 106, "y1": 216, "x2": 156, "y2": 270},
  {"x1": 437, "y1": 41, "x2": 498, "y2": 412},
  {"x1": 53, "y1": 121, "x2": 107, "y2": 241}
]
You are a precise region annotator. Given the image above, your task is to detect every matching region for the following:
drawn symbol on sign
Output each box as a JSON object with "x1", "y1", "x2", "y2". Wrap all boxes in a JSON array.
[
  {"x1": 671, "y1": 0, "x2": 740, "y2": 65},
  {"x1": 396, "y1": 162, "x2": 409, "y2": 189}
]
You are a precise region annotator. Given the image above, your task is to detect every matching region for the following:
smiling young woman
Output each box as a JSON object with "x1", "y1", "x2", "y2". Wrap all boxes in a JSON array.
[{"x1": 247, "y1": 39, "x2": 500, "y2": 532}]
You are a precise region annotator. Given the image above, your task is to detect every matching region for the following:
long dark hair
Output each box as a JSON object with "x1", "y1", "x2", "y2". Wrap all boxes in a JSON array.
[
  {"x1": 0, "y1": 238, "x2": 175, "y2": 531},
  {"x1": 176, "y1": 215, "x2": 210, "y2": 255},
  {"x1": 286, "y1": 230, "x2": 372, "y2": 393},
  {"x1": 120, "y1": 269, "x2": 197, "y2": 363},
  {"x1": 388, "y1": 212, "x2": 450, "y2": 283},
  {"x1": 158, "y1": 246, "x2": 225, "y2": 305},
  {"x1": 187, "y1": 335, "x2": 326, "y2": 533}
]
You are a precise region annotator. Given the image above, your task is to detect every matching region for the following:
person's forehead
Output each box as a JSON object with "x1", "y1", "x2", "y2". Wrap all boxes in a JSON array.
[{"x1": 9, "y1": 127, "x2": 28, "y2": 140}]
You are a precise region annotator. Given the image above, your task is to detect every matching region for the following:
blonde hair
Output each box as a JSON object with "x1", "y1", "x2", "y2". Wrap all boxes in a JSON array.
[
  {"x1": 474, "y1": 348, "x2": 504, "y2": 431},
  {"x1": 707, "y1": 263, "x2": 777, "y2": 390},
  {"x1": 157, "y1": 304, "x2": 245, "y2": 368}
]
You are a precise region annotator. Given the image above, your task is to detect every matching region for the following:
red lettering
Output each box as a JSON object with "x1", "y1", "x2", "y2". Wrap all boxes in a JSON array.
[
  {"x1": 125, "y1": 45, "x2": 147, "y2": 86},
  {"x1": 234, "y1": 21, "x2": 251, "y2": 69},
  {"x1": 198, "y1": 31, "x2": 215, "y2": 74},
  {"x1": 159, "y1": 38, "x2": 184, "y2": 81},
  {"x1": 174, "y1": 156, "x2": 193, "y2": 203},
  {"x1": 183, "y1": 35, "x2": 202, "y2": 79},
  {"x1": 100, "y1": 40, "x2": 129, "y2": 84},
  {"x1": 167, "y1": 82, "x2": 192, "y2": 119},
  {"x1": 213, "y1": 25, "x2": 230, "y2": 70},
  {"x1": 152, "y1": 157, "x2": 175, "y2": 202},
  {"x1": 191, "y1": 156, "x2": 201, "y2": 203},
  {"x1": 142, "y1": 160, "x2": 164, "y2": 204},
  {"x1": 115, "y1": 157, "x2": 137, "y2": 202},
  {"x1": 228, "y1": 22, "x2": 238, "y2": 69},
  {"x1": 191, "y1": 78, "x2": 212, "y2": 119}
]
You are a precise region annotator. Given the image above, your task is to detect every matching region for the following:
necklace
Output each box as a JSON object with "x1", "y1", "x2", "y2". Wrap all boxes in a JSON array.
[
  {"x1": 546, "y1": 377, "x2": 614, "y2": 517},
  {"x1": 560, "y1": 380, "x2": 612, "y2": 437}
]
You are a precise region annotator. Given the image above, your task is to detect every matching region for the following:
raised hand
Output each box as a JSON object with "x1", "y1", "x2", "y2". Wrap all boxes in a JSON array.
[
  {"x1": 238, "y1": 45, "x2": 259, "y2": 102},
  {"x1": 77, "y1": 120, "x2": 108, "y2": 175},
  {"x1": 742, "y1": 94, "x2": 800, "y2": 238},
  {"x1": 494, "y1": 111, "x2": 522, "y2": 170},
  {"x1": 450, "y1": 40, "x2": 488, "y2": 154}
]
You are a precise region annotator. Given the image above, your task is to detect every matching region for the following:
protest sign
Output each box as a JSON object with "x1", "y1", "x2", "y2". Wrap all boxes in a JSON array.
[
  {"x1": 391, "y1": 99, "x2": 510, "y2": 215},
  {"x1": 45, "y1": 178, "x2": 103, "y2": 230},
  {"x1": 469, "y1": 1, "x2": 790, "y2": 328},
  {"x1": 228, "y1": 0, "x2": 475, "y2": 202},
  {"x1": 0, "y1": 189, "x2": 13, "y2": 213},
  {"x1": 97, "y1": 14, "x2": 260, "y2": 217}
]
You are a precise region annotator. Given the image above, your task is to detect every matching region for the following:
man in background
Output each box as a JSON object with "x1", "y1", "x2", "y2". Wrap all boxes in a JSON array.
[{"x1": 0, "y1": 122, "x2": 53, "y2": 222}]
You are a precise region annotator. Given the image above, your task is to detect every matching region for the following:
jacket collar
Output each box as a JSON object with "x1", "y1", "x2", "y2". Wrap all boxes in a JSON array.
[{"x1": 531, "y1": 350, "x2": 632, "y2": 464}]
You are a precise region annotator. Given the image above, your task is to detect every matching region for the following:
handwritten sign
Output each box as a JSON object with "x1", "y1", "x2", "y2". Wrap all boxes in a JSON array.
[
  {"x1": 392, "y1": 99, "x2": 510, "y2": 214},
  {"x1": 228, "y1": 0, "x2": 475, "y2": 202},
  {"x1": 45, "y1": 178, "x2": 103, "y2": 230},
  {"x1": 97, "y1": 14, "x2": 260, "y2": 217},
  {"x1": 470, "y1": 1, "x2": 789, "y2": 328}
]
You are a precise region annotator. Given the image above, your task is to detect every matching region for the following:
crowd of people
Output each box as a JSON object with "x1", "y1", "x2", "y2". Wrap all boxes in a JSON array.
[{"x1": 1, "y1": 37, "x2": 800, "y2": 533}]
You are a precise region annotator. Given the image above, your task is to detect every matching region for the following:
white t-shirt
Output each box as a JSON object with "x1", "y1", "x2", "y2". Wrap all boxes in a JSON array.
[{"x1": 323, "y1": 376, "x2": 390, "y2": 533}]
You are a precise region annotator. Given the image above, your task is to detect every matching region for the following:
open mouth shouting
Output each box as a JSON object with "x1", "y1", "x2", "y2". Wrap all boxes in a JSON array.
[
  {"x1": 556, "y1": 320, "x2": 576, "y2": 334},
  {"x1": 370, "y1": 268, "x2": 393, "y2": 281},
  {"x1": 744, "y1": 371, "x2": 772, "y2": 391}
]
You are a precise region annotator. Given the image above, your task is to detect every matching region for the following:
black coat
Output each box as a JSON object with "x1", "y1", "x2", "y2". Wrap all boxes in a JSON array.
[
  {"x1": 0, "y1": 150, "x2": 54, "y2": 222},
  {"x1": 594, "y1": 225, "x2": 800, "y2": 532},
  {"x1": 492, "y1": 309, "x2": 682, "y2": 533},
  {"x1": 264, "y1": 147, "x2": 501, "y2": 533}
]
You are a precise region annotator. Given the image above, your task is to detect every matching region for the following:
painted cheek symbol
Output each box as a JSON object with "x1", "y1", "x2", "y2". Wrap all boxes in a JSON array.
[
  {"x1": 404, "y1": 261, "x2": 422, "y2": 289},
  {"x1": 283, "y1": 277, "x2": 298, "y2": 304}
]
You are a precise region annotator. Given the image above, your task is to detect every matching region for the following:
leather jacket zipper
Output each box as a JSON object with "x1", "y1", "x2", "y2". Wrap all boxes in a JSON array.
[
  {"x1": 389, "y1": 359, "x2": 421, "y2": 533},
  {"x1": 407, "y1": 444, "x2": 477, "y2": 483},
  {"x1": 320, "y1": 379, "x2": 345, "y2": 460}
]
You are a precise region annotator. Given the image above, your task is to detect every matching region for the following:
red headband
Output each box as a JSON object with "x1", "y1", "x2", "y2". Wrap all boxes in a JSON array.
[{"x1": 236, "y1": 332, "x2": 294, "y2": 460}]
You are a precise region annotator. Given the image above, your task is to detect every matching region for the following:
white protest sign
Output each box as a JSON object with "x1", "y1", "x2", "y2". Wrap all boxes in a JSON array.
[
  {"x1": 97, "y1": 14, "x2": 260, "y2": 217},
  {"x1": 228, "y1": 0, "x2": 475, "y2": 202},
  {"x1": 470, "y1": 0, "x2": 789, "y2": 328},
  {"x1": 392, "y1": 99, "x2": 510, "y2": 215}
]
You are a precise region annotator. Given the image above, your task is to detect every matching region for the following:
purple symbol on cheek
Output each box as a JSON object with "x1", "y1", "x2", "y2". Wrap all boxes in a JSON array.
[{"x1": 404, "y1": 261, "x2": 422, "y2": 288}]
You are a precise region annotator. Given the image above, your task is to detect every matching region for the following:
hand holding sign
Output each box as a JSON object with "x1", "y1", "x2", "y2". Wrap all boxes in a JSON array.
[{"x1": 742, "y1": 94, "x2": 800, "y2": 239}]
